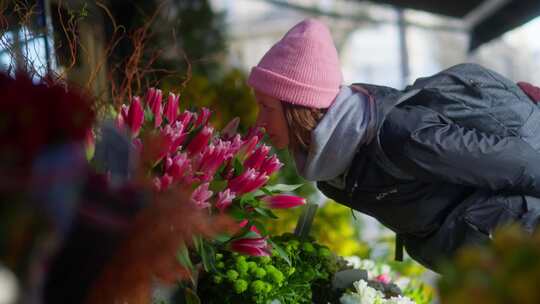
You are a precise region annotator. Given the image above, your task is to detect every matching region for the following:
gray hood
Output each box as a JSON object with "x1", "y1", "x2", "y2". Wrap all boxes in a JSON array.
[{"x1": 294, "y1": 85, "x2": 376, "y2": 182}]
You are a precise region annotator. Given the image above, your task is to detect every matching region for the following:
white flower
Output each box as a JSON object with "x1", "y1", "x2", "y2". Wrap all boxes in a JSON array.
[
  {"x1": 386, "y1": 295, "x2": 416, "y2": 304},
  {"x1": 340, "y1": 293, "x2": 364, "y2": 304},
  {"x1": 339, "y1": 280, "x2": 416, "y2": 304},
  {"x1": 344, "y1": 256, "x2": 362, "y2": 269},
  {"x1": 359, "y1": 259, "x2": 376, "y2": 272},
  {"x1": 353, "y1": 279, "x2": 384, "y2": 304}
]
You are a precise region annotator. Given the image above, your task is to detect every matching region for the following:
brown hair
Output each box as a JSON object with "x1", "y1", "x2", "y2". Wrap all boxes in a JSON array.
[{"x1": 281, "y1": 102, "x2": 327, "y2": 153}]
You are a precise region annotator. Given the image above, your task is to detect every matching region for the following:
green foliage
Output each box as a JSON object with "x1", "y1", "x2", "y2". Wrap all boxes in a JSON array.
[
  {"x1": 272, "y1": 149, "x2": 318, "y2": 200},
  {"x1": 196, "y1": 233, "x2": 350, "y2": 304},
  {"x1": 402, "y1": 279, "x2": 434, "y2": 304},
  {"x1": 172, "y1": 0, "x2": 227, "y2": 78},
  {"x1": 438, "y1": 225, "x2": 540, "y2": 304}
]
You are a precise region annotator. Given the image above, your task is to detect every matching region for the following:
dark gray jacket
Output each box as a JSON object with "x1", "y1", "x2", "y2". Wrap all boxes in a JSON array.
[{"x1": 317, "y1": 63, "x2": 540, "y2": 271}]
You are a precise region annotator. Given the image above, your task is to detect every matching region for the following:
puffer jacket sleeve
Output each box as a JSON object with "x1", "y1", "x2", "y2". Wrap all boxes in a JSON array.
[{"x1": 383, "y1": 105, "x2": 540, "y2": 197}]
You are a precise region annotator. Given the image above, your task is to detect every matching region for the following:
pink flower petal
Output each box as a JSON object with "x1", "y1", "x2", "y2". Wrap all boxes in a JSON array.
[{"x1": 262, "y1": 194, "x2": 306, "y2": 209}]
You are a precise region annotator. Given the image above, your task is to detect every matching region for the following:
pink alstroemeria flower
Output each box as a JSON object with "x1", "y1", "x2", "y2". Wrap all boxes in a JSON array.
[
  {"x1": 375, "y1": 274, "x2": 391, "y2": 284},
  {"x1": 150, "y1": 91, "x2": 163, "y2": 128},
  {"x1": 260, "y1": 154, "x2": 283, "y2": 176},
  {"x1": 216, "y1": 189, "x2": 235, "y2": 211},
  {"x1": 155, "y1": 131, "x2": 174, "y2": 162},
  {"x1": 228, "y1": 169, "x2": 268, "y2": 195},
  {"x1": 261, "y1": 194, "x2": 306, "y2": 209},
  {"x1": 116, "y1": 104, "x2": 129, "y2": 129},
  {"x1": 238, "y1": 135, "x2": 259, "y2": 159},
  {"x1": 230, "y1": 237, "x2": 271, "y2": 256},
  {"x1": 187, "y1": 126, "x2": 213, "y2": 155},
  {"x1": 165, "y1": 153, "x2": 190, "y2": 181},
  {"x1": 227, "y1": 168, "x2": 256, "y2": 193},
  {"x1": 126, "y1": 96, "x2": 144, "y2": 136},
  {"x1": 145, "y1": 87, "x2": 157, "y2": 107},
  {"x1": 162, "y1": 123, "x2": 187, "y2": 154},
  {"x1": 241, "y1": 172, "x2": 269, "y2": 194},
  {"x1": 238, "y1": 219, "x2": 260, "y2": 233},
  {"x1": 198, "y1": 140, "x2": 232, "y2": 182},
  {"x1": 221, "y1": 117, "x2": 240, "y2": 140},
  {"x1": 164, "y1": 92, "x2": 179, "y2": 123},
  {"x1": 244, "y1": 126, "x2": 265, "y2": 141},
  {"x1": 177, "y1": 110, "x2": 193, "y2": 128},
  {"x1": 230, "y1": 134, "x2": 244, "y2": 155},
  {"x1": 153, "y1": 174, "x2": 173, "y2": 192},
  {"x1": 195, "y1": 107, "x2": 211, "y2": 127},
  {"x1": 191, "y1": 182, "x2": 213, "y2": 209},
  {"x1": 244, "y1": 144, "x2": 270, "y2": 170}
]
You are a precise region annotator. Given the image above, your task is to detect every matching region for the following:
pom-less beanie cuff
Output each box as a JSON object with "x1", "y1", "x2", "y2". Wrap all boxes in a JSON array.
[
  {"x1": 248, "y1": 66, "x2": 339, "y2": 109},
  {"x1": 247, "y1": 18, "x2": 343, "y2": 109}
]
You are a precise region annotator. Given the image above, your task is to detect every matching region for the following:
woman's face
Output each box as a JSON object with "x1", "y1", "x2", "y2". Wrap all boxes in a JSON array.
[{"x1": 254, "y1": 90, "x2": 289, "y2": 149}]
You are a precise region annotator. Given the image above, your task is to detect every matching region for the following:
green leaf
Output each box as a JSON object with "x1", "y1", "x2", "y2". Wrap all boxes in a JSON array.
[
  {"x1": 233, "y1": 157, "x2": 244, "y2": 175},
  {"x1": 201, "y1": 241, "x2": 217, "y2": 272},
  {"x1": 184, "y1": 288, "x2": 201, "y2": 304},
  {"x1": 234, "y1": 228, "x2": 260, "y2": 239},
  {"x1": 253, "y1": 187, "x2": 273, "y2": 197},
  {"x1": 239, "y1": 193, "x2": 256, "y2": 209},
  {"x1": 264, "y1": 183, "x2": 303, "y2": 193},
  {"x1": 252, "y1": 220, "x2": 269, "y2": 236},
  {"x1": 239, "y1": 193, "x2": 255, "y2": 204},
  {"x1": 192, "y1": 235, "x2": 204, "y2": 253},
  {"x1": 213, "y1": 233, "x2": 232, "y2": 244},
  {"x1": 254, "y1": 207, "x2": 278, "y2": 219},
  {"x1": 268, "y1": 238, "x2": 291, "y2": 266},
  {"x1": 144, "y1": 107, "x2": 153, "y2": 122},
  {"x1": 177, "y1": 245, "x2": 194, "y2": 274},
  {"x1": 209, "y1": 180, "x2": 227, "y2": 193},
  {"x1": 228, "y1": 205, "x2": 246, "y2": 221},
  {"x1": 244, "y1": 230, "x2": 261, "y2": 238}
]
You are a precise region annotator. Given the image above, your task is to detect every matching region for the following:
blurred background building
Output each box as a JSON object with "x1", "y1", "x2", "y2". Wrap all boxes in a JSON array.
[
  {"x1": 2, "y1": 0, "x2": 539, "y2": 95},
  {"x1": 211, "y1": 0, "x2": 540, "y2": 88}
]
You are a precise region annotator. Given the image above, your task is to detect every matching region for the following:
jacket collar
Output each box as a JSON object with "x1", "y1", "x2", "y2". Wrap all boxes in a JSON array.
[{"x1": 293, "y1": 85, "x2": 377, "y2": 181}]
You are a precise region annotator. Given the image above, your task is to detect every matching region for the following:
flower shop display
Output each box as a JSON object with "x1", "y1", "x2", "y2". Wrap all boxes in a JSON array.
[
  {"x1": 113, "y1": 86, "x2": 440, "y2": 304},
  {"x1": 339, "y1": 280, "x2": 415, "y2": 304},
  {"x1": 114, "y1": 87, "x2": 323, "y2": 295},
  {"x1": 196, "y1": 233, "x2": 351, "y2": 304},
  {"x1": 343, "y1": 257, "x2": 433, "y2": 304}
]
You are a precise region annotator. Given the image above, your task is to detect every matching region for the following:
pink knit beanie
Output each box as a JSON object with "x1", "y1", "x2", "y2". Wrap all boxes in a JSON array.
[{"x1": 247, "y1": 18, "x2": 342, "y2": 109}]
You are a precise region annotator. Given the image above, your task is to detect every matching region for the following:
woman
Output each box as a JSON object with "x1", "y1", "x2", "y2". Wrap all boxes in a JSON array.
[{"x1": 247, "y1": 18, "x2": 540, "y2": 271}]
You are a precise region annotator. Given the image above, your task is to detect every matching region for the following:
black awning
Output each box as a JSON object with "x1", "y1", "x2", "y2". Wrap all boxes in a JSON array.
[
  {"x1": 369, "y1": 0, "x2": 486, "y2": 18},
  {"x1": 363, "y1": 0, "x2": 540, "y2": 51},
  {"x1": 470, "y1": 0, "x2": 540, "y2": 50}
]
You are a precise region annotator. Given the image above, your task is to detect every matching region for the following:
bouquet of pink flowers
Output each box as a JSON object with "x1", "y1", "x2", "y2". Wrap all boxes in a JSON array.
[{"x1": 115, "y1": 87, "x2": 307, "y2": 270}]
